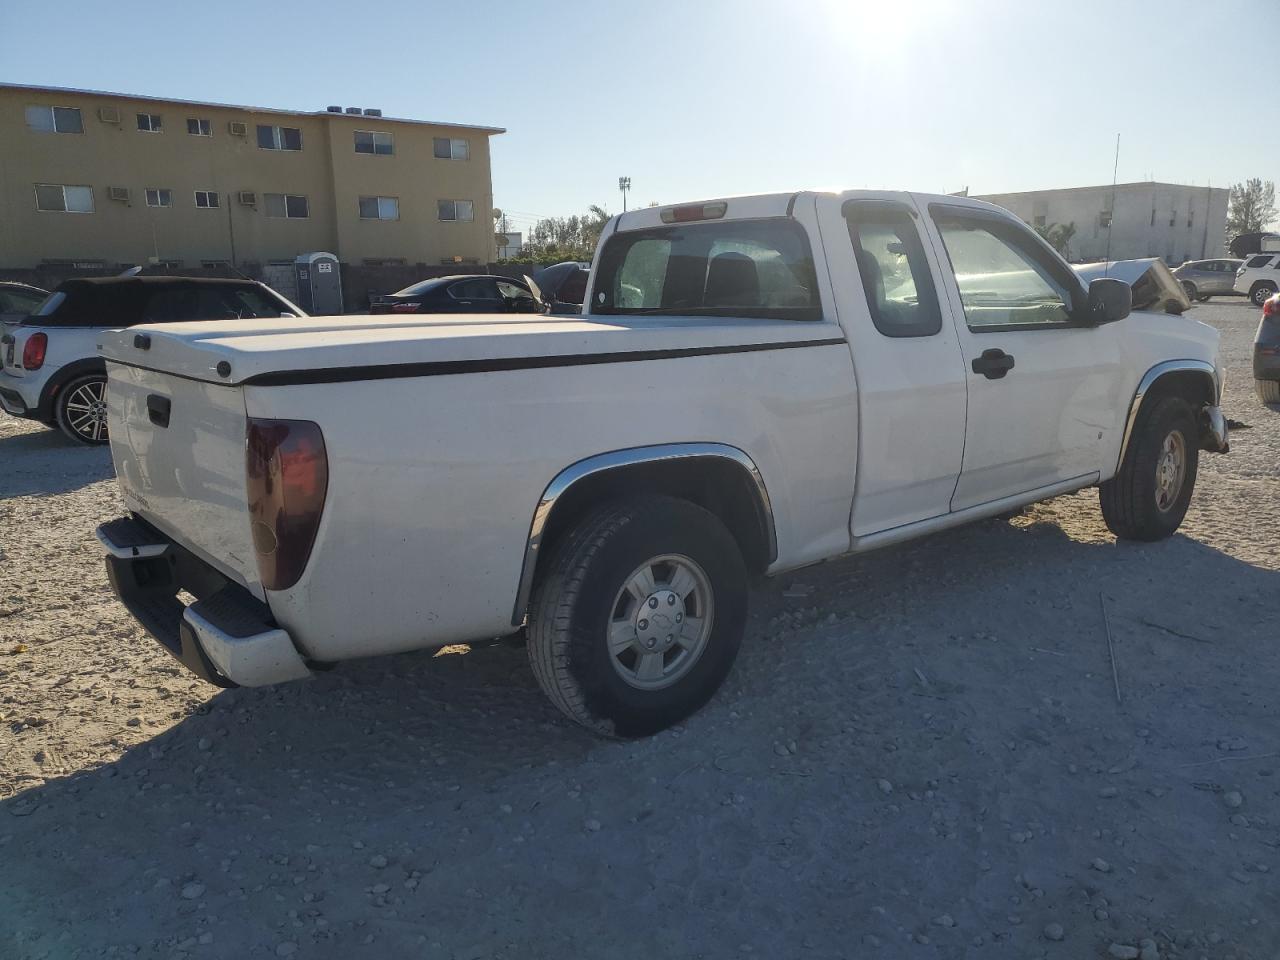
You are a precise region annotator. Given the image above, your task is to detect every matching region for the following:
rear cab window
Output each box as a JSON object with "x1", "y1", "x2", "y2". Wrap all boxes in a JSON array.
[
  {"x1": 844, "y1": 201, "x2": 942, "y2": 337},
  {"x1": 593, "y1": 218, "x2": 821, "y2": 320}
]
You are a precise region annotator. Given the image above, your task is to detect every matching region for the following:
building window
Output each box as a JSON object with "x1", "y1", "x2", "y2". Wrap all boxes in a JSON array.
[
  {"x1": 187, "y1": 117, "x2": 212, "y2": 136},
  {"x1": 354, "y1": 130, "x2": 394, "y2": 155},
  {"x1": 264, "y1": 193, "x2": 309, "y2": 218},
  {"x1": 35, "y1": 184, "x2": 94, "y2": 213},
  {"x1": 257, "y1": 125, "x2": 302, "y2": 151},
  {"x1": 433, "y1": 137, "x2": 469, "y2": 160},
  {"x1": 1099, "y1": 211, "x2": 1113, "y2": 229},
  {"x1": 1169, "y1": 211, "x2": 1177, "y2": 227},
  {"x1": 1032, "y1": 215, "x2": 1046, "y2": 228},
  {"x1": 194, "y1": 190, "x2": 220, "y2": 209},
  {"x1": 137, "y1": 113, "x2": 163, "y2": 132},
  {"x1": 25, "y1": 105, "x2": 83, "y2": 134},
  {"x1": 145, "y1": 188, "x2": 173, "y2": 208},
  {"x1": 358, "y1": 196, "x2": 399, "y2": 220},
  {"x1": 1187, "y1": 213, "x2": 1194, "y2": 228},
  {"x1": 437, "y1": 199, "x2": 474, "y2": 222}
]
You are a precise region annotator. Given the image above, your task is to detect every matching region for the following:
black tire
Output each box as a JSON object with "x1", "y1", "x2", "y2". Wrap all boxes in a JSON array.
[
  {"x1": 527, "y1": 496, "x2": 748, "y2": 738},
  {"x1": 1257, "y1": 379, "x2": 1280, "y2": 404},
  {"x1": 1099, "y1": 396, "x2": 1198, "y2": 541},
  {"x1": 54, "y1": 372, "x2": 109, "y2": 445},
  {"x1": 1181, "y1": 281, "x2": 1198, "y2": 300},
  {"x1": 1250, "y1": 282, "x2": 1277, "y2": 306}
]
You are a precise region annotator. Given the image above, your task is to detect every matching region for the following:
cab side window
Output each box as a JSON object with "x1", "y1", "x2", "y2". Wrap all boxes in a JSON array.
[
  {"x1": 845, "y1": 203, "x2": 942, "y2": 337},
  {"x1": 932, "y1": 211, "x2": 1077, "y2": 329}
]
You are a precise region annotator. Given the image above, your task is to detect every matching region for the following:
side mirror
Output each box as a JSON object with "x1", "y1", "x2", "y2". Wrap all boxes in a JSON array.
[{"x1": 1086, "y1": 277, "x2": 1131, "y2": 325}]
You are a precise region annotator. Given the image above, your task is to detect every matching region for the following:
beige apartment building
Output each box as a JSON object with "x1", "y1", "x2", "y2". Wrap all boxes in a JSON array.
[{"x1": 0, "y1": 83, "x2": 504, "y2": 270}]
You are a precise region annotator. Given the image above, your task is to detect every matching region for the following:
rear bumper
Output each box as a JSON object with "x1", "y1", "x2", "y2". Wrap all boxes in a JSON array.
[
  {"x1": 0, "y1": 369, "x2": 51, "y2": 420},
  {"x1": 97, "y1": 516, "x2": 311, "y2": 687}
]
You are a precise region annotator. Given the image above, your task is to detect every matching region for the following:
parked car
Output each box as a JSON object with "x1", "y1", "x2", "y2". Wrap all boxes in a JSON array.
[
  {"x1": 1074, "y1": 259, "x2": 1191, "y2": 314},
  {"x1": 1233, "y1": 253, "x2": 1280, "y2": 305},
  {"x1": 531, "y1": 261, "x2": 591, "y2": 315},
  {"x1": 0, "y1": 276, "x2": 303, "y2": 445},
  {"x1": 1253, "y1": 292, "x2": 1280, "y2": 403},
  {"x1": 0, "y1": 281, "x2": 49, "y2": 323},
  {"x1": 96, "y1": 190, "x2": 1227, "y2": 738},
  {"x1": 369, "y1": 275, "x2": 541, "y2": 315},
  {"x1": 1172, "y1": 259, "x2": 1244, "y2": 301}
]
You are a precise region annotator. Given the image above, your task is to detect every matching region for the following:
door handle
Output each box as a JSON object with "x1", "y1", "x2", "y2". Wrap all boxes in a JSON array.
[
  {"x1": 146, "y1": 394, "x2": 171, "y2": 428},
  {"x1": 971, "y1": 348, "x2": 1015, "y2": 380}
]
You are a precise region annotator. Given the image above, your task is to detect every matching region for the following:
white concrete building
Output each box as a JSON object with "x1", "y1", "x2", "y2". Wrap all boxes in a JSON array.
[{"x1": 975, "y1": 181, "x2": 1228, "y2": 264}]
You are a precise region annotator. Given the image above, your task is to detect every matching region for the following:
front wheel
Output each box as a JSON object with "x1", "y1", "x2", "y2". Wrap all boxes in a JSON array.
[
  {"x1": 1099, "y1": 396, "x2": 1198, "y2": 541},
  {"x1": 55, "y1": 373, "x2": 109, "y2": 445},
  {"x1": 1181, "y1": 281, "x2": 1198, "y2": 301},
  {"x1": 1257, "y1": 379, "x2": 1280, "y2": 404},
  {"x1": 1251, "y1": 282, "x2": 1277, "y2": 306},
  {"x1": 527, "y1": 496, "x2": 748, "y2": 738}
]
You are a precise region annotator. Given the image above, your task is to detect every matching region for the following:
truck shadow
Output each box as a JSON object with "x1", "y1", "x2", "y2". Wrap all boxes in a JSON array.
[
  {"x1": 3, "y1": 496, "x2": 1278, "y2": 955},
  {"x1": 0, "y1": 428, "x2": 114, "y2": 497}
]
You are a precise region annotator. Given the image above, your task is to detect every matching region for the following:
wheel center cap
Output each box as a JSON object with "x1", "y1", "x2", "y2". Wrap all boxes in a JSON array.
[{"x1": 634, "y1": 590, "x2": 685, "y2": 651}]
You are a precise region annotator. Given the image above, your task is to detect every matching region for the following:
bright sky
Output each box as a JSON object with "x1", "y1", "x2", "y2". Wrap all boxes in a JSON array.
[{"x1": 3, "y1": 0, "x2": 1276, "y2": 237}]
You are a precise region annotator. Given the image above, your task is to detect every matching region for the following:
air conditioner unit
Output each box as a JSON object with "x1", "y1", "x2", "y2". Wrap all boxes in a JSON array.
[
  {"x1": 228, "y1": 121, "x2": 248, "y2": 137},
  {"x1": 107, "y1": 186, "x2": 130, "y2": 202},
  {"x1": 363, "y1": 108, "x2": 382, "y2": 117},
  {"x1": 237, "y1": 191, "x2": 257, "y2": 206},
  {"x1": 98, "y1": 106, "x2": 121, "y2": 124},
  {"x1": 344, "y1": 107, "x2": 362, "y2": 115},
  {"x1": 326, "y1": 105, "x2": 342, "y2": 113}
]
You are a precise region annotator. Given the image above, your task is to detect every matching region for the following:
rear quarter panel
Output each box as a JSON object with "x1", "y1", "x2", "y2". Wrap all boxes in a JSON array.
[{"x1": 247, "y1": 344, "x2": 858, "y2": 662}]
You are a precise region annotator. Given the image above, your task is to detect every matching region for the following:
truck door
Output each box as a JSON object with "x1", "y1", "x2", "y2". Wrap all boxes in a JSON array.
[
  {"x1": 817, "y1": 194, "x2": 968, "y2": 536},
  {"x1": 919, "y1": 200, "x2": 1124, "y2": 510}
]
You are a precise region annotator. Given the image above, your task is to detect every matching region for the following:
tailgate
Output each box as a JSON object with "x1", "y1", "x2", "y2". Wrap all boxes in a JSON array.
[{"x1": 106, "y1": 361, "x2": 263, "y2": 598}]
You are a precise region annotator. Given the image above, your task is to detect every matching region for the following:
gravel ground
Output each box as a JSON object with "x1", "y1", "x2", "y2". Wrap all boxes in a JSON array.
[{"x1": 1, "y1": 300, "x2": 1277, "y2": 960}]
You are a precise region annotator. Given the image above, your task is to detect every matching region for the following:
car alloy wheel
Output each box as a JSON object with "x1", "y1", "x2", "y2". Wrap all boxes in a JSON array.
[
  {"x1": 607, "y1": 554, "x2": 714, "y2": 690},
  {"x1": 1153, "y1": 429, "x2": 1187, "y2": 513},
  {"x1": 61, "y1": 377, "x2": 109, "y2": 443}
]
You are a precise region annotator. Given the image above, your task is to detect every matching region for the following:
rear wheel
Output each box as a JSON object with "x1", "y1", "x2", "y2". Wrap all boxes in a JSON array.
[
  {"x1": 1181, "y1": 281, "x2": 1198, "y2": 300},
  {"x1": 1251, "y1": 282, "x2": 1277, "y2": 306},
  {"x1": 55, "y1": 373, "x2": 109, "y2": 445},
  {"x1": 1257, "y1": 379, "x2": 1280, "y2": 404},
  {"x1": 527, "y1": 496, "x2": 748, "y2": 738},
  {"x1": 1099, "y1": 396, "x2": 1198, "y2": 541}
]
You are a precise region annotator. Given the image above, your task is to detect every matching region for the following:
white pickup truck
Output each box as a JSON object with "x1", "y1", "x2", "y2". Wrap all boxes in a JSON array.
[{"x1": 96, "y1": 191, "x2": 1228, "y2": 737}]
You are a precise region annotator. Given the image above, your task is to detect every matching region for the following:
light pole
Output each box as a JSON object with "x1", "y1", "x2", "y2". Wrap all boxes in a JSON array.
[{"x1": 618, "y1": 176, "x2": 631, "y2": 213}]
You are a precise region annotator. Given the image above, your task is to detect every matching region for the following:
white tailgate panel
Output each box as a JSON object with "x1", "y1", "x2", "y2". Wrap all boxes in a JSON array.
[{"x1": 106, "y1": 362, "x2": 262, "y2": 596}]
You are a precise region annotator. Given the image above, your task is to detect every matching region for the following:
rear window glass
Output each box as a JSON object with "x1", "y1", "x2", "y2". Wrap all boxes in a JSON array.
[{"x1": 593, "y1": 218, "x2": 821, "y2": 320}]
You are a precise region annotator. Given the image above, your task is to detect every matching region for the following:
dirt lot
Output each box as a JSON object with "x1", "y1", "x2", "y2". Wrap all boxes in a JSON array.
[{"x1": 1, "y1": 300, "x2": 1277, "y2": 960}]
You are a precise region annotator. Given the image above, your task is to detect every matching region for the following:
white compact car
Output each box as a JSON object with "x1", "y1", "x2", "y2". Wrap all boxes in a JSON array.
[
  {"x1": 1, "y1": 276, "x2": 303, "y2": 444},
  {"x1": 1233, "y1": 253, "x2": 1280, "y2": 305},
  {"x1": 96, "y1": 190, "x2": 1228, "y2": 737}
]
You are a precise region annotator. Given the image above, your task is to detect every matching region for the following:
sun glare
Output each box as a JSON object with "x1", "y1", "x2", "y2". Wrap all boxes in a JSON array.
[{"x1": 816, "y1": 0, "x2": 948, "y2": 57}]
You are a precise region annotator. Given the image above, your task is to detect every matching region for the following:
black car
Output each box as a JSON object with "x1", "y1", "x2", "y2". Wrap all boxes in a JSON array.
[
  {"x1": 531, "y1": 262, "x2": 591, "y2": 315},
  {"x1": 370, "y1": 275, "x2": 541, "y2": 315}
]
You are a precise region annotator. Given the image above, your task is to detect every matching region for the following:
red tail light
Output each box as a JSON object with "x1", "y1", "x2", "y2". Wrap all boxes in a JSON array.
[
  {"x1": 246, "y1": 418, "x2": 328, "y2": 591},
  {"x1": 1265, "y1": 295, "x2": 1280, "y2": 318},
  {"x1": 22, "y1": 332, "x2": 47, "y2": 370}
]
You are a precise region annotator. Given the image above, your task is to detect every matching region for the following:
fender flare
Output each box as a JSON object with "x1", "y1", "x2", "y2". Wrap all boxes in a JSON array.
[
  {"x1": 38, "y1": 356, "x2": 107, "y2": 421},
  {"x1": 510, "y1": 442, "x2": 776, "y2": 626},
  {"x1": 1116, "y1": 359, "x2": 1219, "y2": 470}
]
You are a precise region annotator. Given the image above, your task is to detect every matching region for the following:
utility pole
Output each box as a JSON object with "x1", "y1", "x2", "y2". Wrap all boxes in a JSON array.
[{"x1": 618, "y1": 176, "x2": 631, "y2": 213}]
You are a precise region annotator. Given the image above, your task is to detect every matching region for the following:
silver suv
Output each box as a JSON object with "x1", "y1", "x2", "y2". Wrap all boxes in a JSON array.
[
  {"x1": 1172, "y1": 258, "x2": 1243, "y2": 302},
  {"x1": 1233, "y1": 253, "x2": 1280, "y2": 305}
]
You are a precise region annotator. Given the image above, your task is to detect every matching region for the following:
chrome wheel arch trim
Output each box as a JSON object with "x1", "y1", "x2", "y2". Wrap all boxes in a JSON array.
[
  {"x1": 510, "y1": 442, "x2": 776, "y2": 627},
  {"x1": 1116, "y1": 359, "x2": 1219, "y2": 472}
]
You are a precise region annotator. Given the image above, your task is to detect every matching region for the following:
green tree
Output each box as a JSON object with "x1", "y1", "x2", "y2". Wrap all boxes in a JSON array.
[
  {"x1": 1226, "y1": 179, "x2": 1277, "y2": 236},
  {"x1": 511, "y1": 205, "x2": 612, "y2": 264},
  {"x1": 1034, "y1": 221, "x2": 1077, "y2": 258}
]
